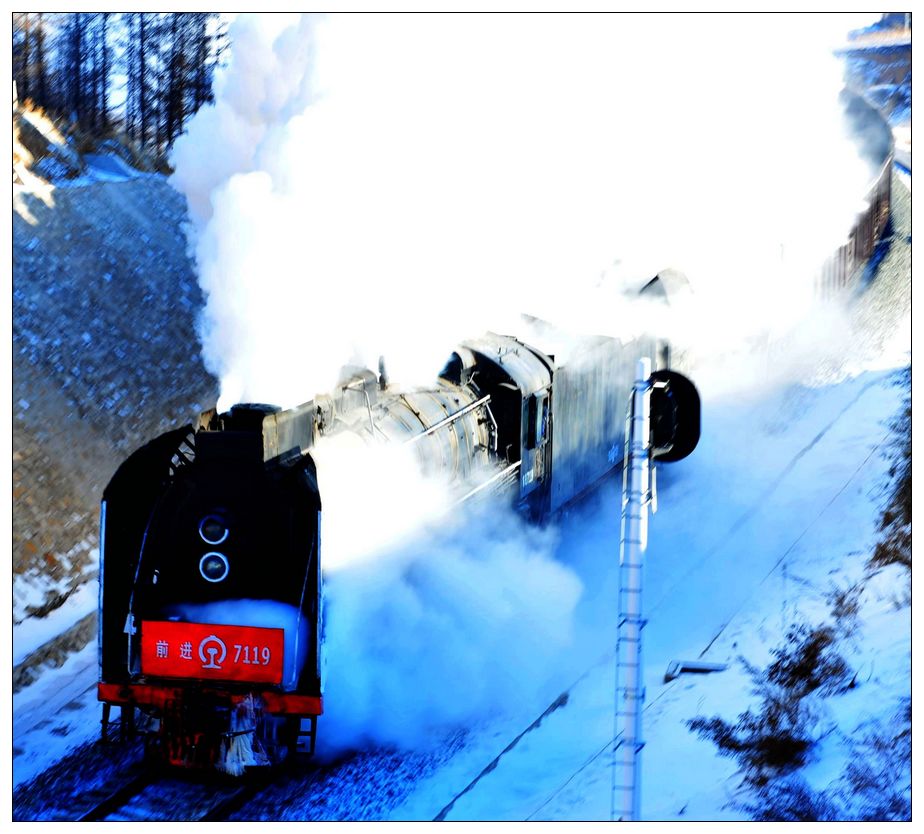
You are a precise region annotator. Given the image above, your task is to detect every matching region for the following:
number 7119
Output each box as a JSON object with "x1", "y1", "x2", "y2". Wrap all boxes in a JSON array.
[{"x1": 233, "y1": 644, "x2": 271, "y2": 665}]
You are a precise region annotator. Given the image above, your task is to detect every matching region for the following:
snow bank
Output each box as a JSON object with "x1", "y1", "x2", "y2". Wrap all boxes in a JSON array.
[{"x1": 14, "y1": 579, "x2": 98, "y2": 667}]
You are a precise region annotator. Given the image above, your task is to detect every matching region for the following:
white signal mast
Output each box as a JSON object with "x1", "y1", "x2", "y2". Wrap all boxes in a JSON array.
[{"x1": 611, "y1": 357, "x2": 656, "y2": 822}]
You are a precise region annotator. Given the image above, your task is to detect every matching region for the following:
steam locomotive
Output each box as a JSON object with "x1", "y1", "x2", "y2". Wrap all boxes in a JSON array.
[{"x1": 97, "y1": 309, "x2": 698, "y2": 774}]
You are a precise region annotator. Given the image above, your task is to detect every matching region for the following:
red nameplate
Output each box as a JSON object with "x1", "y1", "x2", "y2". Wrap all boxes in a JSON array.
[{"x1": 140, "y1": 621, "x2": 285, "y2": 685}]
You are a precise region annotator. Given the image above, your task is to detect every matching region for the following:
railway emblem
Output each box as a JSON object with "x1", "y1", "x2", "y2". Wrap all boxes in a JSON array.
[{"x1": 199, "y1": 635, "x2": 227, "y2": 669}]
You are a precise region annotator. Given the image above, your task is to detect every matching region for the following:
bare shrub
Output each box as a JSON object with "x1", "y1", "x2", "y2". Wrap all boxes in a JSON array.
[
  {"x1": 764, "y1": 624, "x2": 854, "y2": 698},
  {"x1": 687, "y1": 621, "x2": 853, "y2": 791},
  {"x1": 688, "y1": 696, "x2": 814, "y2": 787},
  {"x1": 839, "y1": 698, "x2": 911, "y2": 821},
  {"x1": 871, "y1": 367, "x2": 910, "y2": 571},
  {"x1": 871, "y1": 525, "x2": 911, "y2": 570},
  {"x1": 739, "y1": 777, "x2": 840, "y2": 821},
  {"x1": 826, "y1": 582, "x2": 862, "y2": 637}
]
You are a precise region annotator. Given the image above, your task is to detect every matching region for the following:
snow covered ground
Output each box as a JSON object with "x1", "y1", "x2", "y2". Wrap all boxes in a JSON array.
[
  {"x1": 13, "y1": 290, "x2": 910, "y2": 816},
  {"x1": 384, "y1": 346, "x2": 909, "y2": 821},
  {"x1": 12, "y1": 642, "x2": 101, "y2": 790},
  {"x1": 13, "y1": 576, "x2": 97, "y2": 667},
  {"x1": 62, "y1": 153, "x2": 158, "y2": 188}
]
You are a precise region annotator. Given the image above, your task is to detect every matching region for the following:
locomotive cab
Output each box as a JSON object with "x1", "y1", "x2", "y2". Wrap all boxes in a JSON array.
[{"x1": 450, "y1": 336, "x2": 555, "y2": 520}]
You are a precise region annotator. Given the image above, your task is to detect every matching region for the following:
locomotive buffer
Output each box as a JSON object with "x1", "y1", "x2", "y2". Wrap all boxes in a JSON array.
[{"x1": 611, "y1": 359, "x2": 699, "y2": 822}]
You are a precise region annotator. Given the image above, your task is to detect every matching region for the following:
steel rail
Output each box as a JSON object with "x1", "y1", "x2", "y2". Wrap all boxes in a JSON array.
[{"x1": 77, "y1": 770, "x2": 158, "y2": 822}]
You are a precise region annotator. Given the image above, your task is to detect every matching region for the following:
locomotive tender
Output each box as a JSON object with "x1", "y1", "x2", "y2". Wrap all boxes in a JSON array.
[{"x1": 97, "y1": 316, "x2": 692, "y2": 773}]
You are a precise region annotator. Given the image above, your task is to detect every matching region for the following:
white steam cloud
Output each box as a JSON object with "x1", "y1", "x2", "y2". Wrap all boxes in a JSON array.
[
  {"x1": 318, "y1": 497, "x2": 581, "y2": 753},
  {"x1": 169, "y1": 13, "x2": 879, "y2": 753},
  {"x1": 308, "y1": 434, "x2": 582, "y2": 753},
  {"x1": 171, "y1": 12, "x2": 874, "y2": 409}
]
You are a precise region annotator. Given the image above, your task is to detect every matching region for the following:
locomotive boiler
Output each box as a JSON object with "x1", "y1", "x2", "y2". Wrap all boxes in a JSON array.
[{"x1": 97, "y1": 319, "x2": 698, "y2": 774}]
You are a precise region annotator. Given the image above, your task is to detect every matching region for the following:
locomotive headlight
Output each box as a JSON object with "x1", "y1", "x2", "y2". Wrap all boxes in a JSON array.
[
  {"x1": 199, "y1": 515, "x2": 229, "y2": 545},
  {"x1": 199, "y1": 552, "x2": 229, "y2": 583}
]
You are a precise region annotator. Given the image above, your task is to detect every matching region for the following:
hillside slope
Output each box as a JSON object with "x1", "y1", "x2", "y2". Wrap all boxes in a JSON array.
[{"x1": 13, "y1": 174, "x2": 217, "y2": 627}]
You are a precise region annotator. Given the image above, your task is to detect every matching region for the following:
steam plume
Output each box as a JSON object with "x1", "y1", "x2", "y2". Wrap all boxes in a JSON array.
[{"x1": 171, "y1": 13, "x2": 874, "y2": 409}]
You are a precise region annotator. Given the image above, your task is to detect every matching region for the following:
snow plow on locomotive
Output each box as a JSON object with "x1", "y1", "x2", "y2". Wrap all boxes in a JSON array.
[{"x1": 97, "y1": 323, "x2": 699, "y2": 774}]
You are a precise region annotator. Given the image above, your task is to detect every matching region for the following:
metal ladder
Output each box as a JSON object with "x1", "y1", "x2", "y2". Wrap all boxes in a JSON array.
[{"x1": 611, "y1": 358, "x2": 653, "y2": 822}]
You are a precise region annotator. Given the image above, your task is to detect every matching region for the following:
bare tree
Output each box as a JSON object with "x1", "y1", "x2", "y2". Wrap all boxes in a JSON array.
[
  {"x1": 17, "y1": 13, "x2": 32, "y2": 102},
  {"x1": 33, "y1": 13, "x2": 48, "y2": 106},
  {"x1": 14, "y1": 11, "x2": 223, "y2": 152}
]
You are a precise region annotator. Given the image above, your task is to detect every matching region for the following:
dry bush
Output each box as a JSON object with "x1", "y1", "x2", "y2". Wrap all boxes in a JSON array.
[
  {"x1": 871, "y1": 525, "x2": 911, "y2": 570},
  {"x1": 840, "y1": 698, "x2": 911, "y2": 820},
  {"x1": 688, "y1": 697, "x2": 815, "y2": 787},
  {"x1": 826, "y1": 582, "x2": 862, "y2": 637},
  {"x1": 871, "y1": 367, "x2": 910, "y2": 571},
  {"x1": 739, "y1": 778, "x2": 840, "y2": 822},
  {"x1": 764, "y1": 624, "x2": 854, "y2": 698},
  {"x1": 68, "y1": 126, "x2": 98, "y2": 156},
  {"x1": 687, "y1": 621, "x2": 853, "y2": 789}
]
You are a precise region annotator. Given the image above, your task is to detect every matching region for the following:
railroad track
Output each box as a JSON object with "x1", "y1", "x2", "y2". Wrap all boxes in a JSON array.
[{"x1": 76, "y1": 767, "x2": 275, "y2": 822}]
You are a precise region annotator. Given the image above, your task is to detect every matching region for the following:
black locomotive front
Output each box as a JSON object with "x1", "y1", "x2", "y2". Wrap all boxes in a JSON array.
[{"x1": 98, "y1": 405, "x2": 323, "y2": 771}]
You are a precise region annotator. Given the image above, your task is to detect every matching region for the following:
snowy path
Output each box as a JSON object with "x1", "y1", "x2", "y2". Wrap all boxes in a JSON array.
[{"x1": 82, "y1": 153, "x2": 137, "y2": 181}]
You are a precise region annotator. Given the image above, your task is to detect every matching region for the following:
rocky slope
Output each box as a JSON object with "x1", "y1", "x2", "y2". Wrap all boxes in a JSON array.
[{"x1": 13, "y1": 173, "x2": 217, "y2": 627}]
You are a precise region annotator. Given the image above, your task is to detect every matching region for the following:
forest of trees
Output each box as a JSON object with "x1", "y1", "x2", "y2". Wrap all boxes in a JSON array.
[{"x1": 12, "y1": 12, "x2": 227, "y2": 151}]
